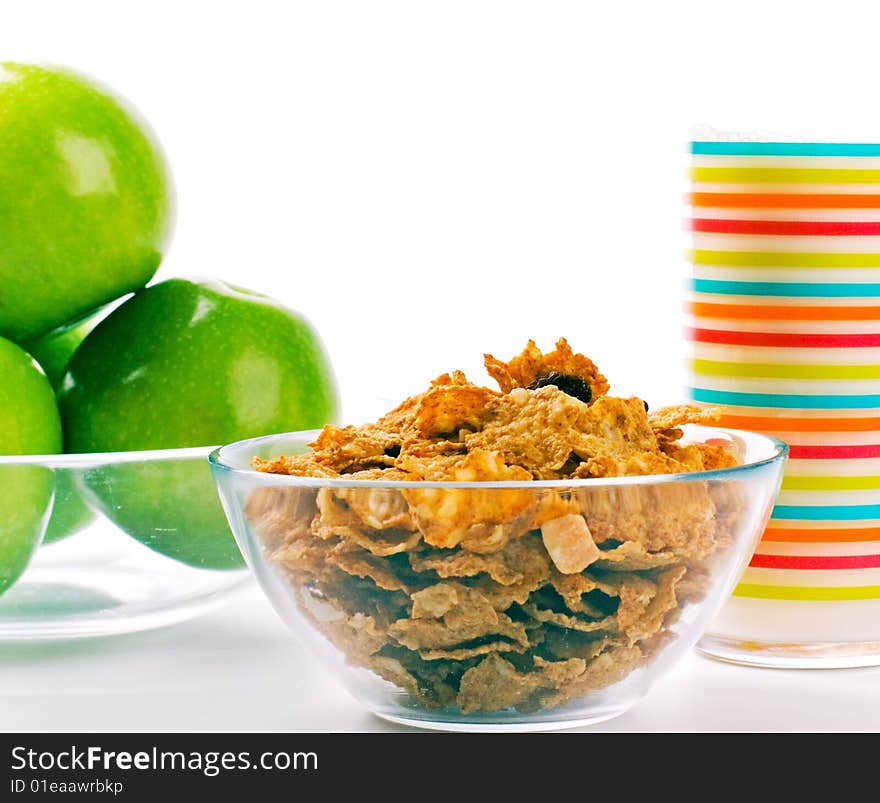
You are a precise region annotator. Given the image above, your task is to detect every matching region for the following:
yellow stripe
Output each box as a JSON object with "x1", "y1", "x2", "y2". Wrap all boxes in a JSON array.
[
  {"x1": 782, "y1": 475, "x2": 880, "y2": 491},
  {"x1": 693, "y1": 250, "x2": 880, "y2": 267},
  {"x1": 693, "y1": 166, "x2": 880, "y2": 184},
  {"x1": 734, "y1": 583, "x2": 880, "y2": 600},
  {"x1": 690, "y1": 358, "x2": 880, "y2": 380}
]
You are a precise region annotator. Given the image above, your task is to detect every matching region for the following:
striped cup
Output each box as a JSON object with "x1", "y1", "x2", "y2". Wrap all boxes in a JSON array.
[{"x1": 688, "y1": 140, "x2": 880, "y2": 668}]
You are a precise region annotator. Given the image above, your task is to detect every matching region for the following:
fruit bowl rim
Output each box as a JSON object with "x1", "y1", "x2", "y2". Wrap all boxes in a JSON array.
[
  {"x1": 0, "y1": 444, "x2": 217, "y2": 468},
  {"x1": 208, "y1": 425, "x2": 788, "y2": 491}
]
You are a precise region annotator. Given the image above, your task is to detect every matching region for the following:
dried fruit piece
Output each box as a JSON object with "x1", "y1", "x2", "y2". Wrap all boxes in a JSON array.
[
  {"x1": 528, "y1": 371, "x2": 593, "y2": 404},
  {"x1": 541, "y1": 514, "x2": 600, "y2": 574}
]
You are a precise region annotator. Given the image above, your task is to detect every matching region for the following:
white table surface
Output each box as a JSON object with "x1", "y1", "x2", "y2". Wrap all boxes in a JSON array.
[{"x1": 2, "y1": 583, "x2": 878, "y2": 733}]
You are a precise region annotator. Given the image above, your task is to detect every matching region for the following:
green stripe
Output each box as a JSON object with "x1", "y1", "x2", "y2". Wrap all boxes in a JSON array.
[
  {"x1": 734, "y1": 584, "x2": 880, "y2": 601},
  {"x1": 692, "y1": 250, "x2": 880, "y2": 267},
  {"x1": 693, "y1": 166, "x2": 880, "y2": 183},
  {"x1": 691, "y1": 359, "x2": 880, "y2": 380},
  {"x1": 782, "y1": 475, "x2": 880, "y2": 491}
]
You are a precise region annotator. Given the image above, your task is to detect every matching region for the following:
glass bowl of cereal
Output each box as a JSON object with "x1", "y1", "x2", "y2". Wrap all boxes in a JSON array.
[{"x1": 210, "y1": 339, "x2": 786, "y2": 731}]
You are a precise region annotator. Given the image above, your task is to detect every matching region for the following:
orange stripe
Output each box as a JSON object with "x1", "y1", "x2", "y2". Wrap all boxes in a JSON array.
[
  {"x1": 716, "y1": 413, "x2": 880, "y2": 433},
  {"x1": 690, "y1": 192, "x2": 880, "y2": 209},
  {"x1": 686, "y1": 300, "x2": 880, "y2": 322},
  {"x1": 762, "y1": 526, "x2": 880, "y2": 543}
]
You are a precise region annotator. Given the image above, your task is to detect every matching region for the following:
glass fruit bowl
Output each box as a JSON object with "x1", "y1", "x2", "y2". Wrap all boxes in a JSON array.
[
  {"x1": 210, "y1": 425, "x2": 786, "y2": 732},
  {"x1": 0, "y1": 446, "x2": 250, "y2": 639}
]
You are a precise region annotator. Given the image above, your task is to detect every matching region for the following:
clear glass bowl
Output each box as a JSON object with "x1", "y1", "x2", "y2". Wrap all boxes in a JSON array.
[
  {"x1": 210, "y1": 426, "x2": 786, "y2": 731},
  {"x1": 0, "y1": 447, "x2": 250, "y2": 639}
]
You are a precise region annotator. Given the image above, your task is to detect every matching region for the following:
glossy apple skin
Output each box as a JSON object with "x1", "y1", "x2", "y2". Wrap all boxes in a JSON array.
[
  {"x1": 24, "y1": 313, "x2": 104, "y2": 543},
  {"x1": 60, "y1": 279, "x2": 339, "y2": 568},
  {"x1": 24, "y1": 311, "x2": 102, "y2": 389},
  {"x1": 0, "y1": 63, "x2": 173, "y2": 341},
  {"x1": 0, "y1": 338, "x2": 61, "y2": 596}
]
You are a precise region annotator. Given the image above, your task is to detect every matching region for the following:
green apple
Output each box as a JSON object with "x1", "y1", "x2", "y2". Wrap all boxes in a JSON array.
[
  {"x1": 0, "y1": 338, "x2": 61, "y2": 596},
  {"x1": 0, "y1": 63, "x2": 173, "y2": 342},
  {"x1": 24, "y1": 310, "x2": 103, "y2": 389},
  {"x1": 38, "y1": 471, "x2": 93, "y2": 545},
  {"x1": 59, "y1": 278, "x2": 339, "y2": 569},
  {"x1": 24, "y1": 313, "x2": 105, "y2": 543}
]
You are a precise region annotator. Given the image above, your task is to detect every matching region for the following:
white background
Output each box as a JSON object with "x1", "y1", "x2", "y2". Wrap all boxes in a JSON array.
[
  {"x1": 4, "y1": 0, "x2": 880, "y2": 733},
  {"x1": 9, "y1": 0, "x2": 880, "y2": 417}
]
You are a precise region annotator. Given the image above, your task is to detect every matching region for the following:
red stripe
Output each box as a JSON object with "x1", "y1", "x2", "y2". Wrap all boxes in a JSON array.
[
  {"x1": 692, "y1": 218, "x2": 880, "y2": 236},
  {"x1": 687, "y1": 327, "x2": 880, "y2": 348},
  {"x1": 788, "y1": 444, "x2": 880, "y2": 459},
  {"x1": 750, "y1": 553, "x2": 880, "y2": 570}
]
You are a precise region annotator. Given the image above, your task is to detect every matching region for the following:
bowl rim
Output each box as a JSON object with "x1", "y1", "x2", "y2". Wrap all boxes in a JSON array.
[
  {"x1": 208, "y1": 425, "x2": 788, "y2": 490},
  {"x1": 0, "y1": 444, "x2": 217, "y2": 467}
]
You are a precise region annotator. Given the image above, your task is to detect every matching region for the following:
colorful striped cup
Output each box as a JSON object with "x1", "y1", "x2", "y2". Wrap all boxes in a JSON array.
[{"x1": 688, "y1": 140, "x2": 880, "y2": 668}]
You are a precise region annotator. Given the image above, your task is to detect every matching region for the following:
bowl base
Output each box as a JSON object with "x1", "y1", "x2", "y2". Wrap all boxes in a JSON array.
[
  {"x1": 373, "y1": 709, "x2": 629, "y2": 732},
  {"x1": 369, "y1": 699, "x2": 636, "y2": 732},
  {"x1": 697, "y1": 634, "x2": 880, "y2": 669},
  {"x1": 0, "y1": 525, "x2": 250, "y2": 640}
]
